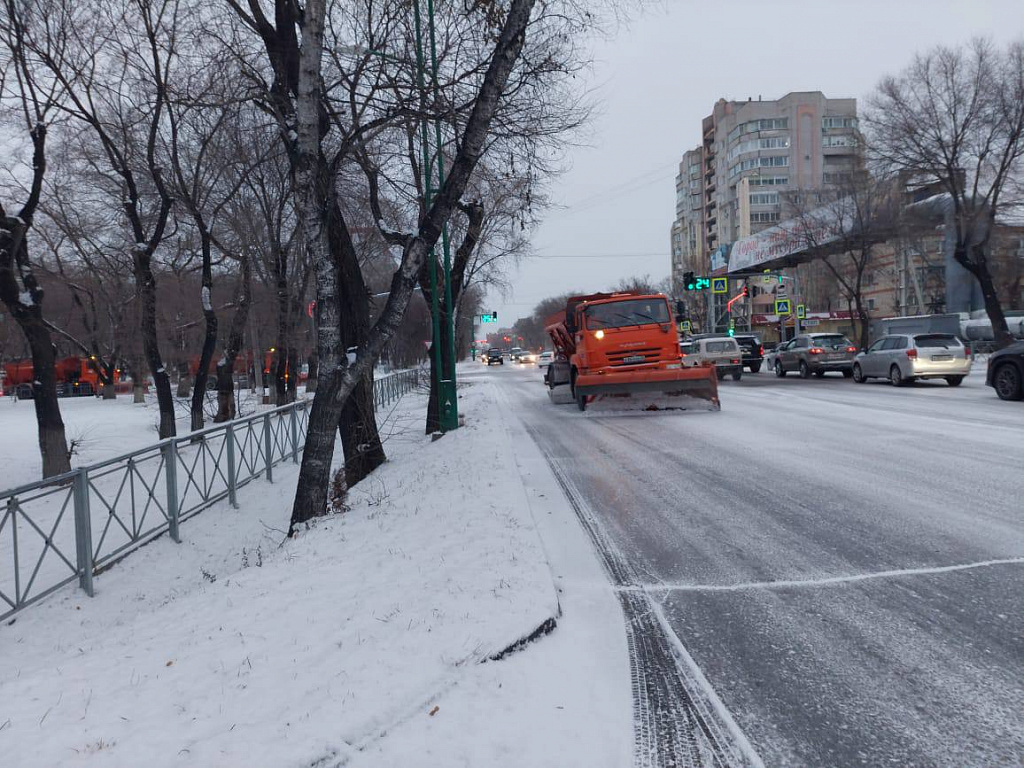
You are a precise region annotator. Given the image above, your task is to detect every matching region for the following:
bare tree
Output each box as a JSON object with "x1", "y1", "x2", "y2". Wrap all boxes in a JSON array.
[
  {"x1": 865, "y1": 38, "x2": 1024, "y2": 348},
  {"x1": 787, "y1": 174, "x2": 899, "y2": 349},
  {"x1": 0, "y1": 0, "x2": 72, "y2": 478}
]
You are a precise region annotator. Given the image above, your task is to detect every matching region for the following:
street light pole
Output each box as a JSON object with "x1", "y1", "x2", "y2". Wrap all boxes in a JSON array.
[
  {"x1": 426, "y1": 0, "x2": 459, "y2": 432},
  {"x1": 412, "y1": 0, "x2": 458, "y2": 432}
]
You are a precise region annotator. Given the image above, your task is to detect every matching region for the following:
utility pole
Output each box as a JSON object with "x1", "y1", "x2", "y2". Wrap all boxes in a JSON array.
[{"x1": 413, "y1": 0, "x2": 458, "y2": 431}]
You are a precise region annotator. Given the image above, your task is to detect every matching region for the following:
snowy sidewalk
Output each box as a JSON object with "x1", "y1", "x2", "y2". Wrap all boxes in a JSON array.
[{"x1": 0, "y1": 373, "x2": 632, "y2": 767}]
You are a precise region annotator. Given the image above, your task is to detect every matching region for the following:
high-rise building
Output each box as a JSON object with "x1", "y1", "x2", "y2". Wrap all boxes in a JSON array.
[{"x1": 671, "y1": 92, "x2": 860, "y2": 293}]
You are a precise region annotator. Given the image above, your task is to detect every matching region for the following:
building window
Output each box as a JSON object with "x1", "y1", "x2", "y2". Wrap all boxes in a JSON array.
[
  {"x1": 823, "y1": 134, "x2": 858, "y2": 148},
  {"x1": 728, "y1": 118, "x2": 790, "y2": 143},
  {"x1": 866, "y1": 298, "x2": 876, "y2": 310},
  {"x1": 727, "y1": 136, "x2": 791, "y2": 160},
  {"x1": 823, "y1": 171, "x2": 853, "y2": 185},
  {"x1": 750, "y1": 211, "x2": 781, "y2": 223},
  {"x1": 749, "y1": 175, "x2": 789, "y2": 187},
  {"x1": 822, "y1": 116, "x2": 858, "y2": 130},
  {"x1": 729, "y1": 155, "x2": 790, "y2": 178},
  {"x1": 749, "y1": 192, "x2": 780, "y2": 206}
]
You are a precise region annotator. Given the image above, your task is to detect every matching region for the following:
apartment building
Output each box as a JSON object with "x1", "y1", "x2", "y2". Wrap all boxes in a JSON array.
[{"x1": 670, "y1": 92, "x2": 860, "y2": 291}]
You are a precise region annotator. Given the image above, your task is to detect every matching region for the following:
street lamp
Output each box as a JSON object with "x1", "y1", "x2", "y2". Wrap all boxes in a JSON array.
[{"x1": 338, "y1": 4, "x2": 458, "y2": 432}]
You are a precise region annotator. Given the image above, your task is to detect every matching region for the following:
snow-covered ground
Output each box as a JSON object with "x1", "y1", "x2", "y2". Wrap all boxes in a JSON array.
[{"x1": 0, "y1": 371, "x2": 632, "y2": 767}]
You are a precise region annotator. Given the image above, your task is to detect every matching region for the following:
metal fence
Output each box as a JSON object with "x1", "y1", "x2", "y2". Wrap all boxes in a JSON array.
[{"x1": 0, "y1": 368, "x2": 420, "y2": 622}]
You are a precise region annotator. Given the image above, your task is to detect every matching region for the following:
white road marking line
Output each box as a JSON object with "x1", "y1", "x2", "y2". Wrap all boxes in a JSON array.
[
  {"x1": 620, "y1": 557, "x2": 1024, "y2": 593},
  {"x1": 650, "y1": 600, "x2": 767, "y2": 768}
]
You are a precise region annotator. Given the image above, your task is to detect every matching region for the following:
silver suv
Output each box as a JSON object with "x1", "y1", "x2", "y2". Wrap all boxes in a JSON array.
[
  {"x1": 853, "y1": 333, "x2": 971, "y2": 386},
  {"x1": 774, "y1": 333, "x2": 857, "y2": 378}
]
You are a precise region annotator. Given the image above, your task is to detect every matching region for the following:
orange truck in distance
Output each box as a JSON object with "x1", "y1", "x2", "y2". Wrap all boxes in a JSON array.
[{"x1": 543, "y1": 292, "x2": 719, "y2": 412}]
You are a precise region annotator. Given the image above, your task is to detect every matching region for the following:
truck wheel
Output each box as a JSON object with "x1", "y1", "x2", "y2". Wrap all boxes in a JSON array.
[
  {"x1": 775, "y1": 360, "x2": 786, "y2": 378},
  {"x1": 731, "y1": 371, "x2": 742, "y2": 382},
  {"x1": 799, "y1": 361, "x2": 810, "y2": 379}
]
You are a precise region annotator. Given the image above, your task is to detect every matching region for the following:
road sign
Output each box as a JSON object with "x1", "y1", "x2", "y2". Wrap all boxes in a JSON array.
[
  {"x1": 796, "y1": 303, "x2": 806, "y2": 320},
  {"x1": 711, "y1": 277, "x2": 728, "y2": 295},
  {"x1": 680, "y1": 320, "x2": 692, "y2": 333},
  {"x1": 775, "y1": 298, "x2": 792, "y2": 316}
]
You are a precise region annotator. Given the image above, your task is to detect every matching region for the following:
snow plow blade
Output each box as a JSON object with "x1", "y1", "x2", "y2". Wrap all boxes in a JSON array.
[{"x1": 575, "y1": 367, "x2": 720, "y2": 412}]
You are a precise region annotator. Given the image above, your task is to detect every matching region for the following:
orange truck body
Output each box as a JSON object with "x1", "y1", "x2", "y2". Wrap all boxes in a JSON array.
[{"x1": 544, "y1": 292, "x2": 719, "y2": 412}]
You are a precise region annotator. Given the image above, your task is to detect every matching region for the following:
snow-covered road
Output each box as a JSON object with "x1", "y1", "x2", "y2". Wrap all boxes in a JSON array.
[{"x1": 483, "y1": 361, "x2": 1024, "y2": 767}]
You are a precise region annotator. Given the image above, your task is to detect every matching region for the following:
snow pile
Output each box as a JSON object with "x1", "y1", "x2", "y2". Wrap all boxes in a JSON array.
[{"x1": 0, "y1": 380, "x2": 561, "y2": 767}]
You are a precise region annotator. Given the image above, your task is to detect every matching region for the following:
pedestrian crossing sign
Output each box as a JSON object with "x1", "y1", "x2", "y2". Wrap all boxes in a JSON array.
[
  {"x1": 711, "y1": 277, "x2": 728, "y2": 294},
  {"x1": 775, "y1": 298, "x2": 792, "y2": 316},
  {"x1": 680, "y1": 320, "x2": 691, "y2": 333},
  {"x1": 796, "y1": 304, "x2": 806, "y2": 320}
]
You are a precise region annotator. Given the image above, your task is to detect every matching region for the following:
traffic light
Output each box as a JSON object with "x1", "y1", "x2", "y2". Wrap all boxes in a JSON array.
[
  {"x1": 741, "y1": 285, "x2": 750, "y2": 298},
  {"x1": 683, "y1": 271, "x2": 696, "y2": 291},
  {"x1": 674, "y1": 299, "x2": 686, "y2": 318}
]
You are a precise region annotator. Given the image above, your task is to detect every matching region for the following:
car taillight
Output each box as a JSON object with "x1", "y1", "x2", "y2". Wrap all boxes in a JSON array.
[
  {"x1": 809, "y1": 347, "x2": 824, "y2": 355},
  {"x1": 759, "y1": 346, "x2": 764, "y2": 356},
  {"x1": 964, "y1": 346, "x2": 971, "y2": 357},
  {"x1": 846, "y1": 346, "x2": 857, "y2": 353},
  {"x1": 732, "y1": 359, "x2": 740, "y2": 364},
  {"x1": 906, "y1": 349, "x2": 918, "y2": 359}
]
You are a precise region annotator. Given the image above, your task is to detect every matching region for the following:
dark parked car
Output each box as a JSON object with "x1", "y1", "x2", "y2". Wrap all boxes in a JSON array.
[
  {"x1": 733, "y1": 334, "x2": 764, "y2": 373},
  {"x1": 486, "y1": 348, "x2": 504, "y2": 366},
  {"x1": 774, "y1": 333, "x2": 857, "y2": 378},
  {"x1": 987, "y1": 340, "x2": 1024, "y2": 401}
]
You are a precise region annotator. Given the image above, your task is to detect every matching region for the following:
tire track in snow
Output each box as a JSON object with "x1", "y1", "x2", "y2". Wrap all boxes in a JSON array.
[{"x1": 522, "y1": 421, "x2": 763, "y2": 768}]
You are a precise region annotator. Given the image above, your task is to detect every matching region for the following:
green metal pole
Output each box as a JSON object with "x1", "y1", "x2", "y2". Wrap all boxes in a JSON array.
[
  {"x1": 425, "y1": 0, "x2": 458, "y2": 431},
  {"x1": 412, "y1": 0, "x2": 444, "y2": 430}
]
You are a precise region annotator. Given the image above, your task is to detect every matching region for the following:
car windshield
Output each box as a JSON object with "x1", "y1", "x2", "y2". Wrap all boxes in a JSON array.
[
  {"x1": 915, "y1": 334, "x2": 961, "y2": 348},
  {"x1": 585, "y1": 299, "x2": 669, "y2": 330},
  {"x1": 706, "y1": 340, "x2": 738, "y2": 352},
  {"x1": 812, "y1": 335, "x2": 852, "y2": 349}
]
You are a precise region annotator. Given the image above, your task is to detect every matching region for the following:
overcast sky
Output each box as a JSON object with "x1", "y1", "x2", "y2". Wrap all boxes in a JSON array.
[{"x1": 482, "y1": 0, "x2": 1021, "y2": 329}]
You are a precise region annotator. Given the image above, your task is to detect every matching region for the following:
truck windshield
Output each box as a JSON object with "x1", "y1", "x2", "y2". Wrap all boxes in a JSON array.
[{"x1": 585, "y1": 299, "x2": 669, "y2": 330}]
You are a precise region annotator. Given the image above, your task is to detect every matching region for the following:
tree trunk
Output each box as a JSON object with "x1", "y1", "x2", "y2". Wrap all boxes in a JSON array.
[
  {"x1": 23, "y1": 322, "x2": 72, "y2": 477},
  {"x1": 215, "y1": 258, "x2": 252, "y2": 423},
  {"x1": 135, "y1": 255, "x2": 175, "y2": 438},
  {"x1": 338, "y1": 371, "x2": 386, "y2": 488},
  {"x1": 0, "y1": 223, "x2": 72, "y2": 479},
  {"x1": 176, "y1": 362, "x2": 191, "y2": 398},
  {"x1": 965, "y1": 245, "x2": 1013, "y2": 348},
  {"x1": 191, "y1": 288, "x2": 218, "y2": 431},
  {"x1": 305, "y1": 353, "x2": 318, "y2": 393}
]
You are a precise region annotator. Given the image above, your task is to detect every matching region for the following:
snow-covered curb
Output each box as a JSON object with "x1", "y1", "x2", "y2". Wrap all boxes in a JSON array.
[{"x1": 0, "y1": 379, "x2": 563, "y2": 767}]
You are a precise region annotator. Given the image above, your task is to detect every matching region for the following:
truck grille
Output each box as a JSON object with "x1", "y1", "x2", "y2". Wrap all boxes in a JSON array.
[{"x1": 606, "y1": 347, "x2": 662, "y2": 366}]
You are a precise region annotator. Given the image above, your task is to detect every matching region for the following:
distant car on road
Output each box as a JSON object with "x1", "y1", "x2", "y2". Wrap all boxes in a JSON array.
[
  {"x1": 853, "y1": 333, "x2": 972, "y2": 387},
  {"x1": 486, "y1": 348, "x2": 504, "y2": 366},
  {"x1": 986, "y1": 340, "x2": 1024, "y2": 400},
  {"x1": 537, "y1": 350, "x2": 554, "y2": 369},
  {"x1": 509, "y1": 347, "x2": 524, "y2": 362},
  {"x1": 520, "y1": 350, "x2": 537, "y2": 364},
  {"x1": 774, "y1": 333, "x2": 857, "y2": 378},
  {"x1": 733, "y1": 333, "x2": 764, "y2": 373},
  {"x1": 681, "y1": 337, "x2": 743, "y2": 381}
]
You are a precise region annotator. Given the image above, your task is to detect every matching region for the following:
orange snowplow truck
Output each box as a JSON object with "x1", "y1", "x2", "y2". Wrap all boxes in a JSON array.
[{"x1": 544, "y1": 291, "x2": 719, "y2": 412}]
